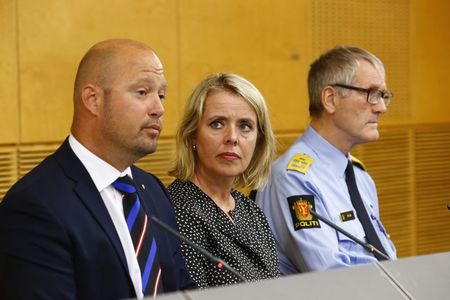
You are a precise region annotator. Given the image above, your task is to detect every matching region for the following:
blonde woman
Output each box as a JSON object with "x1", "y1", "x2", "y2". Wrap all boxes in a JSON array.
[{"x1": 168, "y1": 73, "x2": 280, "y2": 288}]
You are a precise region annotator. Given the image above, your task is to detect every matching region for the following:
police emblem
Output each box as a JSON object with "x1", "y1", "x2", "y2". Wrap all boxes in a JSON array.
[
  {"x1": 287, "y1": 195, "x2": 320, "y2": 230},
  {"x1": 294, "y1": 199, "x2": 312, "y2": 220}
]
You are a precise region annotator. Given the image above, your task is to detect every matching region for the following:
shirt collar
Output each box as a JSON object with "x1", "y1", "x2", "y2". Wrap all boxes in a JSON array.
[
  {"x1": 302, "y1": 125, "x2": 350, "y2": 177},
  {"x1": 68, "y1": 134, "x2": 132, "y2": 192}
]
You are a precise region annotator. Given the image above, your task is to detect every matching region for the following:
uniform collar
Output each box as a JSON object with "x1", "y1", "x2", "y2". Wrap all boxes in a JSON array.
[{"x1": 302, "y1": 125, "x2": 349, "y2": 177}]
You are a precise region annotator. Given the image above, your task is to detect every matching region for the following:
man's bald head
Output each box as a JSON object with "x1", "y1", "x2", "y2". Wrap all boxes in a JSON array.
[
  {"x1": 70, "y1": 38, "x2": 167, "y2": 170},
  {"x1": 73, "y1": 39, "x2": 157, "y2": 100}
]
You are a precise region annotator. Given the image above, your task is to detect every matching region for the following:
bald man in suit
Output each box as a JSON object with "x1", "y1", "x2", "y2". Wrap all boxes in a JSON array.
[{"x1": 0, "y1": 39, "x2": 195, "y2": 299}]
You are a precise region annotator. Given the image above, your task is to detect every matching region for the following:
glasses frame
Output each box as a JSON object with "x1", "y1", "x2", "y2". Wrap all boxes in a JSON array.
[{"x1": 331, "y1": 83, "x2": 393, "y2": 106}]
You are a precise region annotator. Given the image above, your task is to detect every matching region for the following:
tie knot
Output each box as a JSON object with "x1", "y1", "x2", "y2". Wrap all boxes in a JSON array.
[
  {"x1": 345, "y1": 160, "x2": 354, "y2": 175},
  {"x1": 112, "y1": 175, "x2": 137, "y2": 195}
]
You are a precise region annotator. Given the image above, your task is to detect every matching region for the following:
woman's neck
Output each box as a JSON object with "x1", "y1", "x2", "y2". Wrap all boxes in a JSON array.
[{"x1": 191, "y1": 173, "x2": 236, "y2": 217}]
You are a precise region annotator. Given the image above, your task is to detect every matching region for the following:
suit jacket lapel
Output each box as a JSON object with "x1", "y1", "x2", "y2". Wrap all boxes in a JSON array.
[
  {"x1": 131, "y1": 169, "x2": 161, "y2": 220},
  {"x1": 54, "y1": 139, "x2": 129, "y2": 274}
]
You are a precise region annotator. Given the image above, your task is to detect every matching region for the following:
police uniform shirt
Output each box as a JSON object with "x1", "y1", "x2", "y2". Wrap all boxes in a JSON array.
[{"x1": 256, "y1": 125, "x2": 397, "y2": 273}]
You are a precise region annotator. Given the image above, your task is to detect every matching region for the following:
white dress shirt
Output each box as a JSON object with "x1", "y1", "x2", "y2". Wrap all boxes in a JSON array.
[{"x1": 68, "y1": 135, "x2": 144, "y2": 299}]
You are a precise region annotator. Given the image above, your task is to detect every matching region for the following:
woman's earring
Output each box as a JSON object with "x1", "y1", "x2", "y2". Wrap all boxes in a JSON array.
[{"x1": 192, "y1": 145, "x2": 196, "y2": 151}]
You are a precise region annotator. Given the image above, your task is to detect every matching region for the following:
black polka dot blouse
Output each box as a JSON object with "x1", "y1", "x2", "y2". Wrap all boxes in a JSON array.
[{"x1": 168, "y1": 179, "x2": 280, "y2": 288}]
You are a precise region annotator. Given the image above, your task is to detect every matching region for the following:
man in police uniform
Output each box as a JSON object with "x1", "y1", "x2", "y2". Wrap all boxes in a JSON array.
[{"x1": 256, "y1": 46, "x2": 397, "y2": 273}]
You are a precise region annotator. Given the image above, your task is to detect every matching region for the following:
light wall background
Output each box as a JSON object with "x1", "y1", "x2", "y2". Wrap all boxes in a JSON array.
[{"x1": 1, "y1": 0, "x2": 449, "y2": 258}]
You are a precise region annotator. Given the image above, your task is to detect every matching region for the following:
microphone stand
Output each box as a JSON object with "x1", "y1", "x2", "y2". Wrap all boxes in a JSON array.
[
  {"x1": 150, "y1": 216, "x2": 247, "y2": 283},
  {"x1": 309, "y1": 209, "x2": 390, "y2": 261}
]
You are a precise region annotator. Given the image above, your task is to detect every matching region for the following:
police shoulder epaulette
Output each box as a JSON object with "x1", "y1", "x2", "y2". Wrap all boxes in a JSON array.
[
  {"x1": 287, "y1": 153, "x2": 314, "y2": 174},
  {"x1": 350, "y1": 155, "x2": 367, "y2": 172}
]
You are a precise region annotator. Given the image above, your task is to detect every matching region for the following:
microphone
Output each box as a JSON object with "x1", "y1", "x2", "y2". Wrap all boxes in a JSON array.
[
  {"x1": 309, "y1": 209, "x2": 390, "y2": 261},
  {"x1": 150, "y1": 215, "x2": 247, "y2": 283}
]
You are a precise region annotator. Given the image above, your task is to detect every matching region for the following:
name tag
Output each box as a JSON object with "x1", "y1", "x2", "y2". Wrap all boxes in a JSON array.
[{"x1": 340, "y1": 210, "x2": 355, "y2": 222}]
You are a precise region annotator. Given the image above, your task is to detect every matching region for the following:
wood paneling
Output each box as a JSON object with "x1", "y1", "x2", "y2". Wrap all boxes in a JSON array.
[
  {"x1": 414, "y1": 125, "x2": 450, "y2": 254},
  {"x1": 178, "y1": 0, "x2": 310, "y2": 132},
  {"x1": 16, "y1": 0, "x2": 179, "y2": 142},
  {"x1": 18, "y1": 143, "x2": 60, "y2": 177},
  {"x1": 310, "y1": 0, "x2": 411, "y2": 123},
  {"x1": 412, "y1": 0, "x2": 450, "y2": 123},
  {"x1": 0, "y1": 146, "x2": 17, "y2": 199},
  {"x1": 0, "y1": 0, "x2": 19, "y2": 143}
]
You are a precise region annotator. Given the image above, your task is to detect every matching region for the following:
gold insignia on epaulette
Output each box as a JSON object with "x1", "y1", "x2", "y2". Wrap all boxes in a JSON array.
[
  {"x1": 350, "y1": 155, "x2": 367, "y2": 171},
  {"x1": 287, "y1": 153, "x2": 314, "y2": 174}
]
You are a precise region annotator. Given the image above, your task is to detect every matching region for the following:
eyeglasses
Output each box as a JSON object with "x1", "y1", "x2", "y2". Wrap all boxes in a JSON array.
[{"x1": 331, "y1": 83, "x2": 393, "y2": 106}]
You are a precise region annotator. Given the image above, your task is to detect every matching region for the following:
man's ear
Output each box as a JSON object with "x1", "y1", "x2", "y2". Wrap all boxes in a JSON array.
[
  {"x1": 81, "y1": 84, "x2": 102, "y2": 116},
  {"x1": 321, "y1": 86, "x2": 337, "y2": 114}
]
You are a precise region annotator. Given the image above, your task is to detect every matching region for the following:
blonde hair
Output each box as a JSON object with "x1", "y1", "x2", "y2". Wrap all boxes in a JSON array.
[{"x1": 169, "y1": 72, "x2": 276, "y2": 189}]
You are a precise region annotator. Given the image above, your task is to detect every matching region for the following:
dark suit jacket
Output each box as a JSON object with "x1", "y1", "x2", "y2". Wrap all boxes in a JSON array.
[{"x1": 0, "y1": 139, "x2": 195, "y2": 299}]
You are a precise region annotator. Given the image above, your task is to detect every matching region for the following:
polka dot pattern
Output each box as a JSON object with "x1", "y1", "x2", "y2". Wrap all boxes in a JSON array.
[{"x1": 168, "y1": 179, "x2": 280, "y2": 288}]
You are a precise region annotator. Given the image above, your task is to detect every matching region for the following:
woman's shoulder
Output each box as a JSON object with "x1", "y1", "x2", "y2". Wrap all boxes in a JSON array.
[
  {"x1": 231, "y1": 190, "x2": 275, "y2": 244},
  {"x1": 231, "y1": 189, "x2": 260, "y2": 211},
  {"x1": 168, "y1": 179, "x2": 191, "y2": 201},
  {"x1": 167, "y1": 179, "x2": 203, "y2": 207}
]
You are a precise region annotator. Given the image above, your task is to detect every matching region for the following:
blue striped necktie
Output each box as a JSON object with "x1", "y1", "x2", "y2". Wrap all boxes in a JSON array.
[{"x1": 112, "y1": 175, "x2": 163, "y2": 296}]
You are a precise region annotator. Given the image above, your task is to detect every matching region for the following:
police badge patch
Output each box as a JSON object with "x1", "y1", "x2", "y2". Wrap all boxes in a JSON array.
[{"x1": 287, "y1": 195, "x2": 321, "y2": 230}]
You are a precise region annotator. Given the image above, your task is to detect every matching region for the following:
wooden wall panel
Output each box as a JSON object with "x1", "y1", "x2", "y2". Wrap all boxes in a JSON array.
[
  {"x1": 412, "y1": 0, "x2": 450, "y2": 123},
  {"x1": 414, "y1": 125, "x2": 450, "y2": 254},
  {"x1": 0, "y1": 0, "x2": 19, "y2": 143},
  {"x1": 17, "y1": 0, "x2": 180, "y2": 143},
  {"x1": 18, "y1": 143, "x2": 60, "y2": 177},
  {"x1": 17, "y1": 0, "x2": 75, "y2": 143},
  {"x1": 178, "y1": 0, "x2": 310, "y2": 132},
  {"x1": 0, "y1": 146, "x2": 17, "y2": 199},
  {"x1": 310, "y1": 0, "x2": 411, "y2": 123}
]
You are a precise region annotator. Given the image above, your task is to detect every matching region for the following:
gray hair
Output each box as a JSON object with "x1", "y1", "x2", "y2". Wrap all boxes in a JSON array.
[{"x1": 308, "y1": 45, "x2": 385, "y2": 117}]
